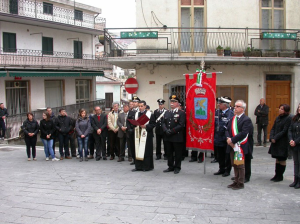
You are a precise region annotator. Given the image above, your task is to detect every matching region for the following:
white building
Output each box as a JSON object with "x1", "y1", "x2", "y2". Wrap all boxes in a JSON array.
[
  {"x1": 104, "y1": 0, "x2": 300, "y2": 138},
  {"x1": 0, "y1": 0, "x2": 112, "y2": 115}
]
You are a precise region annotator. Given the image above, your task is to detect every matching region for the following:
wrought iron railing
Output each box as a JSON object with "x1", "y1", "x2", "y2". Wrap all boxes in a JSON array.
[
  {"x1": 104, "y1": 27, "x2": 300, "y2": 57},
  {"x1": 0, "y1": 48, "x2": 113, "y2": 70},
  {"x1": 0, "y1": 0, "x2": 106, "y2": 30},
  {"x1": 4, "y1": 99, "x2": 106, "y2": 140}
]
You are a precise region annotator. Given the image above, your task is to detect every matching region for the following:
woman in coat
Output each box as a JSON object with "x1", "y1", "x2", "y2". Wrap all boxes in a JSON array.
[
  {"x1": 75, "y1": 108, "x2": 91, "y2": 162},
  {"x1": 40, "y1": 111, "x2": 60, "y2": 161},
  {"x1": 23, "y1": 112, "x2": 39, "y2": 161},
  {"x1": 269, "y1": 104, "x2": 292, "y2": 182},
  {"x1": 288, "y1": 104, "x2": 300, "y2": 189}
]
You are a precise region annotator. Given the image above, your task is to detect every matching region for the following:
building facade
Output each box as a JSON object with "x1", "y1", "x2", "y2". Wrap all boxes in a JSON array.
[
  {"x1": 0, "y1": 0, "x2": 112, "y2": 115},
  {"x1": 104, "y1": 0, "x2": 300, "y2": 137}
]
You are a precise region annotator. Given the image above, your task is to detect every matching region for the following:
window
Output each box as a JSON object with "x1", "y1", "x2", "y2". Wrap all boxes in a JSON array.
[
  {"x1": 5, "y1": 81, "x2": 29, "y2": 115},
  {"x1": 179, "y1": 0, "x2": 206, "y2": 54},
  {"x1": 74, "y1": 40, "x2": 82, "y2": 59},
  {"x1": 42, "y1": 37, "x2": 53, "y2": 55},
  {"x1": 261, "y1": 0, "x2": 285, "y2": 50},
  {"x1": 9, "y1": 0, "x2": 18, "y2": 14},
  {"x1": 3, "y1": 32, "x2": 16, "y2": 52},
  {"x1": 74, "y1": 10, "x2": 83, "y2": 21},
  {"x1": 43, "y1": 2, "x2": 53, "y2": 15},
  {"x1": 216, "y1": 85, "x2": 248, "y2": 115},
  {"x1": 122, "y1": 89, "x2": 127, "y2": 98},
  {"x1": 76, "y1": 80, "x2": 90, "y2": 103}
]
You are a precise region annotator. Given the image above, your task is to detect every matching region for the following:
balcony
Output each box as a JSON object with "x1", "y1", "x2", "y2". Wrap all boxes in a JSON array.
[
  {"x1": 104, "y1": 27, "x2": 300, "y2": 68},
  {"x1": 0, "y1": 0, "x2": 105, "y2": 31},
  {"x1": 0, "y1": 48, "x2": 113, "y2": 70}
]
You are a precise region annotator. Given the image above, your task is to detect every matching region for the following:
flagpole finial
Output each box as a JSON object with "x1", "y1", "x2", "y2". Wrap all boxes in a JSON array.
[{"x1": 201, "y1": 59, "x2": 205, "y2": 71}]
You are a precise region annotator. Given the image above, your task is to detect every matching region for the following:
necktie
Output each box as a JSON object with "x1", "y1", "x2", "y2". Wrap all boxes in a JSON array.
[
  {"x1": 237, "y1": 116, "x2": 240, "y2": 121},
  {"x1": 97, "y1": 115, "x2": 100, "y2": 122}
]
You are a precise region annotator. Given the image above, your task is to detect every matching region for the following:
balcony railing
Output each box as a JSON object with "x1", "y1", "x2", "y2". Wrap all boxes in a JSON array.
[
  {"x1": 104, "y1": 27, "x2": 300, "y2": 58},
  {"x1": 0, "y1": 0, "x2": 105, "y2": 30},
  {"x1": 0, "y1": 48, "x2": 113, "y2": 70}
]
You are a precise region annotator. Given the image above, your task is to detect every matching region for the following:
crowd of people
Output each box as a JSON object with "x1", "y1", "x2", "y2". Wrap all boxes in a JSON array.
[{"x1": 1, "y1": 95, "x2": 300, "y2": 190}]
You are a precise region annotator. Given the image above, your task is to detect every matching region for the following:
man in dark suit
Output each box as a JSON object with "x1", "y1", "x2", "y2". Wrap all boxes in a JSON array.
[
  {"x1": 254, "y1": 98, "x2": 269, "y2": 147},
  {"x1": 117, "y1": 103, "x2": 130, "y2": 162},
  {"x1": 226, "y1": 100, "x2": 252, "y2": 190},
  {"x1": 127, "y1": 97, "x2": 140, "y2": 165},
  {"x1": 91, "y1": 106, "x2": 107, "y2": 161},
  {"x1": 153, "y1": 98, "x2": 167, "y2": 160},
  {"x1": 162, "y1": 95, "x2": 186, "y2": 174},
  {"x1": 214, "y1": 96, "x2": 234, "y2": 177}
]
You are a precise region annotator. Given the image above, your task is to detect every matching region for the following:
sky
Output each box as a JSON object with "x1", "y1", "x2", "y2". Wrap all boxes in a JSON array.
[{"x1": 75, "y1": 0, "x2": 136, "y2": 29}]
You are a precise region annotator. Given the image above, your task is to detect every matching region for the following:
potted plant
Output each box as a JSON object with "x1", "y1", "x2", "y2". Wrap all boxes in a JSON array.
[
  {"x1": 224, "y1": 47, "x2": 231, "y2": 56},
  {"x1": 244, "y1": 47, "x2": 251, "y2": 57},
  {"x1": 216, "y1": 45, "x2": 224, "y2": 56},
  {"x1": 262, "y1": 46, "x2": 278, "y2": 57},
  {"x1": 250, "y1": 48, "x2": 262, "y2": 57},
  {"x1": 231, "y1": 51, "x2": 244, "y2": 57},
  {"x1": 278, "y1": 50, "x2": 295, "y2": 58}
]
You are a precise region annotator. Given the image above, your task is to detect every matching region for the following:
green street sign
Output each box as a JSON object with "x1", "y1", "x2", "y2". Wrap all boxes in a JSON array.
[
  {"x1": 120, "y1": 31, "x2": 158, "y2": 39},
  {"x1": 262, "y1": 32, "x2": 297, "y2": 39}
]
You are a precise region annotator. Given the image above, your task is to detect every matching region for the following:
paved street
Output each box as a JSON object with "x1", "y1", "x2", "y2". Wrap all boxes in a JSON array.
[{"x1": 0, "y1": 144, "x2": 299, "y2": 224}]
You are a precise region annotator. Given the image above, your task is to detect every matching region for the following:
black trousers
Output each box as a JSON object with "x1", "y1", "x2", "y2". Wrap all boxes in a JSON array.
[
  {"x1": 165, "y1": 141, "x2": 183, "y2": 170},
  {"x1": 93, "y1": 133, "x2": 106, "y2": 159},
  {"x1": 128, "y1": 132, "x2": 135, "y2": 161},
  {"x1": 257, "y1": 123, "x2": 268, "y2": 144},
  {"x1": 191, "y1": 151, "x2": 203, "y2": 160},
  {"x1": 88, "y1": 133, "x2": 95, "y2": 155},
  {"x1": 215, "y1": 145, "x2": 227, "y2": 172},
  {"x1": 25, "y1": 135, "x2": 37, "y2": 158},
  {"x1": 245, "y1": 153, "x2": 252, "y2": 180},
  {"x1": 108, "y1": 131, "x2": 119, "y2": 157},
  {"x1": 119, "y1": 135, "x2": 126, "y2": 158},
  {"x1": 155, "y1": 133, "x2": 166, "y2": 157},
  {"x1": 58, "y1": 133, "x2": 70, "y2": 157},
  {"x1": 69, "y1": 133, "x2": 76, "y2": 156},
  {"x1": 0, "y1": 119, "x2": 6, "y2": 138}
]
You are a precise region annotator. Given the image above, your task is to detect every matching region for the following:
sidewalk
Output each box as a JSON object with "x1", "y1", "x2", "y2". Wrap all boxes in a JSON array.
[{"x1": 0, "y1": 144, "x2": 299, "y2": 224}]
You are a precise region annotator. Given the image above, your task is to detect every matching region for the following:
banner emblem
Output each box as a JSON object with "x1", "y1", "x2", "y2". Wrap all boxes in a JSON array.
[{"x1": 194, "y1": 98, "x2": 207, "y2": 120}]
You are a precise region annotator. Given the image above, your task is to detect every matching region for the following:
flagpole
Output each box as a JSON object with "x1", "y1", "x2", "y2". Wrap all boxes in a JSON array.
[{"x1": 183, "y1": 72, "x2": 222, "y2": 75}]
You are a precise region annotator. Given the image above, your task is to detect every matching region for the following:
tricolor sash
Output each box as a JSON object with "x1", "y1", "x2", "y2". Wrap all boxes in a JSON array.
[
  {"x1": 231, "y1": 115, "x2": 248, "y2": 165},
  {"x1": 134, "y1": 111, "x2": 151, "y2": 161}
]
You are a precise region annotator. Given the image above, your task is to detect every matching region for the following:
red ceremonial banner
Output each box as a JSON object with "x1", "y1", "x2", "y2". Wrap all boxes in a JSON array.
[{"x1": 185, "y1": 72, "x2": 217, "y2": 151}]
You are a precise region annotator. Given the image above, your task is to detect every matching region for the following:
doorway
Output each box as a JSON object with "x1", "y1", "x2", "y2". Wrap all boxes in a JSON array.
[
  {"x1": 45, "y1": 80, "x2": 63, "y2": 108},
  {"x1": 266, "y1": 75, "x2": 291, "y2": 135}
]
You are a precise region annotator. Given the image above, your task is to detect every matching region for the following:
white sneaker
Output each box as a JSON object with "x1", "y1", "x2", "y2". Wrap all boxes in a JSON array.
[
  {"x1": 52, "y1": 158, "x2": 60, "y2": 161},
  {"x1": 46, "y1": 157, "x2": 49, "y2": 161}
]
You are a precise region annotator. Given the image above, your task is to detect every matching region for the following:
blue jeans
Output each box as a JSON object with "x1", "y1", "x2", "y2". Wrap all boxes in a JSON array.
[
  {"x1": 77, "y1": 136, "x2": 89, "y2": 158},
  {"x1": 41, "y1": 138, "x2": 55, "y2": 158}
]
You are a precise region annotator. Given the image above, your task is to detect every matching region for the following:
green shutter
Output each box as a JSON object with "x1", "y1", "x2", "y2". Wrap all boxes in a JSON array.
[
  {"x1": 3, "y1": 32, "x2": 16, "y2": 52},
  {"x1": 74, "y1": 41, "x2": 82, "y2": 59},
  {"x1": 42, "y1": 37, "x2": 53, "y2": 55}
]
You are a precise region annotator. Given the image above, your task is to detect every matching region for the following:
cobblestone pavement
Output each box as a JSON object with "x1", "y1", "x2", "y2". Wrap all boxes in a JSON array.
[{"x1": 0, "y1": 144, "x2": 299, "y2": 224}]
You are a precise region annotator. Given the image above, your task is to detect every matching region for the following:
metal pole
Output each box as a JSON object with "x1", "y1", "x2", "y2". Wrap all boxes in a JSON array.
[{"x1": 74, "y1": 0, "x2": 75, "y2": 25}]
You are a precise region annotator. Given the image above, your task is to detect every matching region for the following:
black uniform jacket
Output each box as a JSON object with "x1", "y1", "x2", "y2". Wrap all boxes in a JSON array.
[
  {"x1": 154, "y1": 108, "x2": 166, "y2": 135},
  {"x1": 162, "y1": 109, "x2": 185, "y2": 142}
]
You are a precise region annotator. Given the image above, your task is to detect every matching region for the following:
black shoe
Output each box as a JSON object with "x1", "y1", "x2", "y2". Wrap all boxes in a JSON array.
[
  {"x1": 244, "y1": 179, "x2": 250, "y2": 183},
  {"x1": 155, "y1": 156, "x2": 161, "y2": 160},
  {"x1": 211, "y1": 159, "x2": 218, "y2": 163},
  {"x1": 174, "y1": 169, "x2": 180, "y2": 174},
  {"x1": 163, "y1": 168, "x2": 174, "y2": 173},
  {"x1": 189, "y1": 159, "x2": 197, "y2": 162},
  {"x1": 103, "y1": 157, "x2": 107, "y2": 160},
  {"x1": 96, "y1": 157, "x2": 101, "y2": 161},
  {"x1": 131, "y1": 169, "x2": 138, "y2": 172},
  {"x1": 231, "y1": 177, "x2": 235, "y2": 180},
  {"x1": 214, "y1": 170, "x2": 225, "y2": 175},
  {"x1": 222, "y1": 172, "x2": 230, "y2": 177},
  {"x1": 130, "y1": 162, "x2": 135, "y2": 165},
  {"x1": 198, "y1": 158, "x2": 203, "y2": 163}
]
